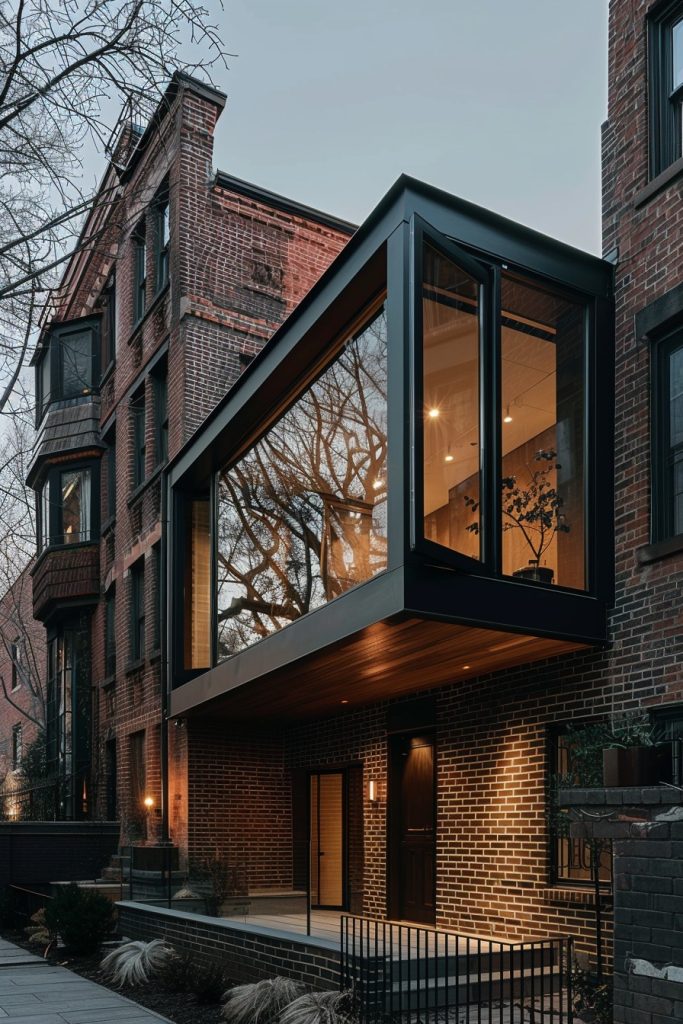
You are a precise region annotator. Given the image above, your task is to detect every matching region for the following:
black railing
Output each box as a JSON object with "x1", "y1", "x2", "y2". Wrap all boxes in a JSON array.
[{"x1": 341, "y1": 915, "x2": 574, "y2": 1023}]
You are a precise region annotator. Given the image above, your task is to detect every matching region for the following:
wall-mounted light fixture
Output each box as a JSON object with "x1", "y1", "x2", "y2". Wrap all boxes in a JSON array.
[{"x1": 368, "y1": 779, "x2": 379, "y2": 804}]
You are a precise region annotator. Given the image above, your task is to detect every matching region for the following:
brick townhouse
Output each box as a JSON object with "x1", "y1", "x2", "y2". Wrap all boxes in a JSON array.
[
  {"x1": 24, "y1": 73, "x2": 352, "y2": 829},
  {"x1": 5, "y1": 0, "x2": 682, "y2": 979}
]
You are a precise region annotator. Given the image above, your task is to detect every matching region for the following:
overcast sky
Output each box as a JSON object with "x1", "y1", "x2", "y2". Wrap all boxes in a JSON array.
[{"x1": 211, "y1": 1, "x2": 609, "y2": 255}]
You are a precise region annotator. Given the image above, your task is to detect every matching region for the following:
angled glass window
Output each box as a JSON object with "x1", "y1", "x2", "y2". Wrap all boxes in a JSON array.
[
  {"x1": 500, "y1": 273, "x2": 586, "y2": 590},
  {"x1": 59, "y1": 328, "x2": 94, "y2": 398},
  {"x1": 421, "y1": 241, "x2": 482, "y2": 561},
  {"x1": 216, "y1": 304, "x2": 388, "y2": 660}
]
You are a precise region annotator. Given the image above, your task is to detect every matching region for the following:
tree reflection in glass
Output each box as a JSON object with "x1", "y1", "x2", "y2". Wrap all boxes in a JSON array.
[{"x1": 216, "y1": 306, "x2": 388, "y2": 660}]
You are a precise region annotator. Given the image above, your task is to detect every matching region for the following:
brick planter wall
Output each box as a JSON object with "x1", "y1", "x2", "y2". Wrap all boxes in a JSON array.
[{"x1": 117, "y1": 901, "x2": 340, "y2": 990}]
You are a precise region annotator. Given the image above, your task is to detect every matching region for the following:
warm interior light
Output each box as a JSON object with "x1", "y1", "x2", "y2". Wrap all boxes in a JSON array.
[
  {"x1": 444, "y1": 452, "x2": 454, "y2": 463},
  {"x1": 462, "y1": 664, "x2": 471, "y2": 670},
  {"x1": 368, "y1": 780, "x2": 378, "y2": 803},
  {"x1": 372, "y1": 478, "x2": 382, "y2": 490},
  {"x1": 427, "y1": 407, "x2": 440, "y2": 419},
  {"x1": 503, "y1": 405, "x2": 513, "y2": 424},
  {"x1": 340, "y1": 699, "x2": 348, "y2": 705},
  {"x1": 143, "y1": 796, "x2": 154, "y2": 809}
]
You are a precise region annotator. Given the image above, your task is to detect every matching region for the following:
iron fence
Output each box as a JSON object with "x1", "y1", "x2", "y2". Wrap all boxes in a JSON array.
[{"x1": 341, "y1": 915, "x2": 574, "y2": 1023}]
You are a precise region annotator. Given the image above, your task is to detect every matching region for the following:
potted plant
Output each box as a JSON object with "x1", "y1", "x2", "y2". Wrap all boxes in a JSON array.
[
  {"x1": 601, "y1": 710, "x2": 660, "y2": 787},
  {"x1": 465, "y1": 448, "x2": 569, "y2": 583}
]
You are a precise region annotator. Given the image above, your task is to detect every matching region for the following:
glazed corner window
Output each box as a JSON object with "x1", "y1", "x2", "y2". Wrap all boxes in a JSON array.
[
  {"x1": 134, "y1": 222, "x2": 147, "y2": 323},
  {"x1": 60, "y1": 468, "x2": 91, "y2": 544},
  {"x1": 130, "y1": 559, "x2": 145, "y2": 662},
  {"x1": 11, "y1": 724, "x2": 22, "y2": 771},
  {"x1": 215, "y1": 304, "x2": 388, "y2": 661},
  {"x1": 155, "y1": 192, "x2": 170, "y2": 291},
  {"x1": 131, "y1": 390, "x2": 146, "y2": 488},
  {"x1": 653, "y1": 330, "x2": 683, "y2": 540},
  {"x1": 35, "y1": 318, "x2": 99, "y2": 421},
  {"x1": 648, "y1": 1, "x2": 683, "y2": 177}
]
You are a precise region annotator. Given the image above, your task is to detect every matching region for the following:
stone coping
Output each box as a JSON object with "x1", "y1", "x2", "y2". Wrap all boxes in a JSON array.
[
  {"x1": 558, "y1": 785, "x2": 682, "y2": 807},
  {"x1": 117, "y1": 900, "x2": 341, "y2": 953}
]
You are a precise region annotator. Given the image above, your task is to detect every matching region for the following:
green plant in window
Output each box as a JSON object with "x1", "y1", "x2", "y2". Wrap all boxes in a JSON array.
[{"x1": 465, "y1": 449, "x2": 570, "y2": 567}]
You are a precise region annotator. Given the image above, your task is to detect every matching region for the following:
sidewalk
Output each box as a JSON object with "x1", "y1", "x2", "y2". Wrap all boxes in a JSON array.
[{"x1": 0, "y1": 938, "x2": 172, "y2": 1024}]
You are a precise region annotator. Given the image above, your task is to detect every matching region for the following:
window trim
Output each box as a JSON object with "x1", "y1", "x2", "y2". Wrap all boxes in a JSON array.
[
  {"x1": 651, "y1": 326, "x2": 683, "y2": 542},
  {"x1": 133, "y1": 221, "x2": 147, "y2": 325},
  {"x1": 155, "y1": 187, "x2": 170, "y2": 294},
  {"x1": 105, "y1": 587, "x2": 116, "y2": 678},
  {"x1": 130, "y1": 389, "x2": 146, "y2": 490},
  {"x1": 152, "y1": 360, "x2": 168, "y2": 468},
  {"x1": 648, "y1": 0, "x2": 683, "y2": 179},
  {"x1": 10, "y1": 639, "x2": 21, "y2": 691}
]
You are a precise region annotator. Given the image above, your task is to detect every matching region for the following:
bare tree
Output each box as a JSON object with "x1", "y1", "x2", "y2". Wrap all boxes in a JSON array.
[
  {"x1": 216, "y1": 306, "x2": 388, "y2": 658},
  {"x1": 0, "y1": 0, "x2": 229, "y2": 415}
]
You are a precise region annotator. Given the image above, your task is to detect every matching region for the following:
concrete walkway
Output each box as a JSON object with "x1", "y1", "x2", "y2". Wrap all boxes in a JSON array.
[{"x1": 0, "y1": 939, "x2": 172, "y2": 1024}]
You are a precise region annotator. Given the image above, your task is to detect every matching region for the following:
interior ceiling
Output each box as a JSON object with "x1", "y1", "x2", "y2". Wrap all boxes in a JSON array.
[{"x1": 423, "y1": 307, "x2": 556, "y2": 517}]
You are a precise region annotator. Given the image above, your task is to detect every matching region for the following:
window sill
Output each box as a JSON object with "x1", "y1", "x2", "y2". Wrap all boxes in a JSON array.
[
  {"x1": 637, "y1": 533, "x2": 683, "y2": 565},
  {"x1": 126, "y1": 657, "x2": 146, "y2": 675},
  {"x1": 543, "y1": 886, "x2": 612, "y2": 904},
  {"x1": 634, "y1": 156, "x2": 683, "y2": 209},
  {"x1": 149, "y1": 648, "x2": 162, "y2": 664},
  {"x1": 127, "y1": 463, "x2": 163, "y2": 508},
  {"x1": 102, "y1": 673, "x2": 116, "y2": 689},
  {"x1": 32, "y1": 538, "x2": 99, "y2": 571}
]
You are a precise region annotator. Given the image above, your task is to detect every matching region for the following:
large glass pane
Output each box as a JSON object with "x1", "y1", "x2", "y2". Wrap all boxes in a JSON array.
[
  {"x1": 216, "y1": 306, "x2": 387, "y2": 660},
  {"x1": 61, "y1": 469, "x2": 91, "y2": 543},
  {"x1": 185, "y1": 498, "x2": 211, "y2": 670},
  {"x1": 60, "y1": 329, "x2": 93, "y2": 398},
  {"x1": 673, "y1": 19, "x2": 683, "y2": 91},
  {"x1": 500, "y1": 273, "x2": 586, "y2": 589},
  {"x1": 422, "y1": 243, "x2": 481, "y2": 559}
]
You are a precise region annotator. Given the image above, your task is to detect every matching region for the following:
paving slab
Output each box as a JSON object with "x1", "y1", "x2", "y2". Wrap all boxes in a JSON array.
[{"x1": 0, "y1": 940, "x2": 171, "y2": 1024}]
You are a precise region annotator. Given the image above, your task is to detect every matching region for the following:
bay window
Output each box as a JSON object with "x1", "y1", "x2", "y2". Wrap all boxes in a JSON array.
[
  {"x1": 37, "y1": 462, "x2": 99, "y2": 551},
  {"x1": 34, "y1": 316, "x2": 100, "y2": 424}
]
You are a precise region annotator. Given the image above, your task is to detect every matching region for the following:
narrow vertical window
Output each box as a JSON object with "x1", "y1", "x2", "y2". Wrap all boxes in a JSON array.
[
  {"x1": 151, "y1": 543, "x2": 161, "y2": 652},
  {"x1": 654, "y1": 331, "x2": 683, "y2": 540},
  {"x1": 131, "y1": 391, "x2": 146, "y2": 488},
  {"x1": 130, "y1": 560, "x2": 145, "y2": 662},
  {"x1": 11, "y1": 725, "x2": 22, "y2": 771},
  {"x1": 156, "y1": 194, "x2": 170, "y2": 291},
  {"x1": 10, "y1": 640, "x2": 20, "y2": 691},
  {"x1": 101, "y1": 272, "x2": 116, "y2": 369},
  {"x1": 134, "y1": 223, "x2": 146, "y2": 323},
  {"x1": 153, "y1": 363, "x2": 168, "y2": 466},
  {"x1": 105, "y1": 589, "x2": 116, "y2": 677}
]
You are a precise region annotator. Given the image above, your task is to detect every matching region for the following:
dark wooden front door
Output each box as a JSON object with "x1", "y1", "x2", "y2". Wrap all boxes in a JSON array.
[{"x1": 390, "y1": 732, "x2": 436, "y2": 925}]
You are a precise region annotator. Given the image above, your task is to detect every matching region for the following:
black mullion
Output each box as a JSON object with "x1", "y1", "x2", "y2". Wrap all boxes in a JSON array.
[{"x1": 484, "y1": 265, "x2": 501, "y2": 573}]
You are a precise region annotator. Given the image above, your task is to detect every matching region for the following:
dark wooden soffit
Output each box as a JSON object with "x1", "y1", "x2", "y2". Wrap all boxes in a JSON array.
[{"x1": 170, "y1": 616, "x2": 587, "y2": 725}]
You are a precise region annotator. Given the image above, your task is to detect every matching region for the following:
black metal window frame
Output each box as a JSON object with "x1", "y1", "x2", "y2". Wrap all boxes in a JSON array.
[
  {"x1": 651, "y1": 704, "x2": 683, "y2": 785},
  {"x1": 155, "y1": 185, "x2": 170, "y2": 293},
  {"x1": 152, "y1": 358, "x2": 168, "y2": 467},
  {"x1": 409, "y1": 214, "x2": 595, "y2": 595},
  {"x1": 648, "y1": 0, "x2": 683, "y2": 178},
  {"x1": 651, "y1": 326, "x2": 683, "y2": 541},
  {"x1": 129, "y1": 558, "x2": 146, "y2": 663},
  {"x1": 105, "y1": 587, "x2": 116, "y2": 678},
  {"x1": 133, "y1": 220, "x2": 147, "y2": 324},
  {"x1": 151, "y1": 542, "x2": 161, "y2": 652},
  {"x1": 104, "y1": 427, "x2": 116, "y2": 523},
  {"x1": 37, "y1": 458, "x2": 100, "y2": 553},
  {"x1": 130, "y1": 388, "x2": 146, "y2": 489},
  {"x1": 34, "y1": 315, "x2": 101, "y2": 426}
]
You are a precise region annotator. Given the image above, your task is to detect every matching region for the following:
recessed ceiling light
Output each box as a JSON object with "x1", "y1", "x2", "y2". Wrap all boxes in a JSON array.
[
  {"x1": 341, "y1": 699, "x2": 349, "y2": 704},
  {"x1": 462, "y1": 664, "x2": 471, "y2": 670},
  {"x1": 503, "y1": 404, "x2": 513, "y2": 424},
  {"x1": 428, "y1": 408, "x2": 440, "y2": 419},
  {"x1": 372, "y1": 477, "x2": 382, "y2": 490},
  {"x1": 444, "y1": 453, "x2": 454, "y2": 463}
]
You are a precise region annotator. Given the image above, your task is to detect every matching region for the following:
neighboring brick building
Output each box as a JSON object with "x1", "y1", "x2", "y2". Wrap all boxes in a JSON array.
[
  {"x1": 24, "y1": 73, "x2": 353, "y2": 832},
  {"x1": 7, "y1": 0, "x2": 683, "y2": 994}
]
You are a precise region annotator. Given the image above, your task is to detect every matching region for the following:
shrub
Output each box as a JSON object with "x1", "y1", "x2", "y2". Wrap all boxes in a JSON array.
[
  {"x1": 24, "y1": 907, "x2": 52, "y2": 948},
  {"x1": 159, "y1": 951, "x2": 195, "y2": 992},
  {"x1": 101, "y1": 939, "x2": 176, "y2": 986},
  {"x1": 44, "y1": 884, "x2": 114, "y2": 955},
  {"x1": 221, "y1": 977, "x2": 304, "y2": 1023},
  {"x1": 280, "y1": 991, "x2": 355, "y2": 1024}
]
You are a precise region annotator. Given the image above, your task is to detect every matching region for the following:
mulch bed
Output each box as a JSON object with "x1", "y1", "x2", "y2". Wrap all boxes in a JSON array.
[{"x1": 0, "y1": 928, "x2": 227, "y2": 1024}]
